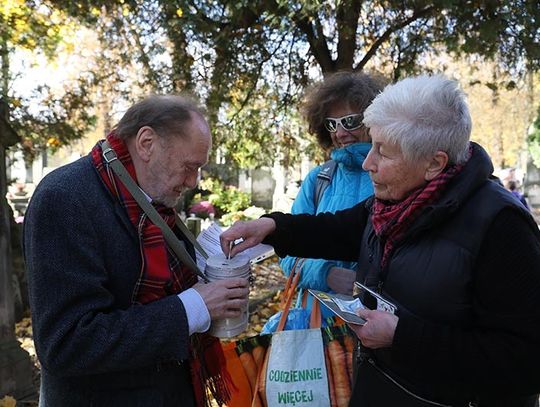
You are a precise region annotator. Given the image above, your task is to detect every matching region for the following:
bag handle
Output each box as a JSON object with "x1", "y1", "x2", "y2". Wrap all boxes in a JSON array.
[
  {"x1": 276, "y1": 259, "x2": 321, "y2": 331},
  {"x1": 279, "y1": 257, "x2": 304, "y2": 308},
  {"x1": 309, "y1": 297, "x2": 321, "y2": 329},
  {"x1": 276, "y1": 264, "x2": 302, "y2": 332}
]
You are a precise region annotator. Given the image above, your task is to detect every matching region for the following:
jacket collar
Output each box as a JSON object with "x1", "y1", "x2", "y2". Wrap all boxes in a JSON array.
[
  {"x1": 430, "y1": 142, "x2": 493, "y2": 210},
  {"x1": 87, "y1": 154, "x2": 139, "y2": 242},
  {"x1": 330, "y1": 142, "x2": 371, "y2": 170},
  {"x1": 365, "y1": 142, "x2": 495, "y2": 237},
  {"x1": 405, "y1": 142, "x2": 494, "y2": 236}
]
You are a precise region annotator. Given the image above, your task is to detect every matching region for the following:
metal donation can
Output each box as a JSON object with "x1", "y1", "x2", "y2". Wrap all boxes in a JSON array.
[{"x1": 205, "y1": 253, "x2": 251, "y2": 338}]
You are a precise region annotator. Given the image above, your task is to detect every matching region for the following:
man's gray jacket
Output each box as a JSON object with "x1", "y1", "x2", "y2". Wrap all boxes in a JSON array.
[{"x1": 24, "y1": 155, "x2": 195, "y2": 406}]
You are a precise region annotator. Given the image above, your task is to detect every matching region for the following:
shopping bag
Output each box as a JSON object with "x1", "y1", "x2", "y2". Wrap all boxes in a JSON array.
[
  {"x1": 224, "y1": 260, "x2": 305, "y2": 406},
  {"x1": 221, "y1": 341, "x2": 254, "y2": 407},
  {"x1": 264, "y1": 328, "x2": 330, "y2": 405},
  {"x1": 254, "y1": 308, "x2": 353, "y2": 406},
  {"x1": 321, "y1": 325, "x2": 355, "y2": 407},
  {"x1": 224, "y1": 335, "x2": 271, "y2": 407},
  {"x1": 260, "y1": 307, "x2": 311, "y2": 333},
  {"x1": 224, "y1": 259, "x2": 354, "y2": 407},
  {"x1": 253, "y1": 262, "x2": 354, "y2": 407},
  {"x1": 261, "y1": 259, "x2": 341, "y2": 334}
]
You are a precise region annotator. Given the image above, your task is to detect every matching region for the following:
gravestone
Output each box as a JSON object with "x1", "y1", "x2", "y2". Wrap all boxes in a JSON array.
[
  {"x1": 524, "y1": 156, "x2": 540, "y2": 209},
  {"x1": 0, "y1": 99, "x2": 34, "y2": 399},
  {"x1": 251, "y1": 168, "x2": 275, "y2": 209}
]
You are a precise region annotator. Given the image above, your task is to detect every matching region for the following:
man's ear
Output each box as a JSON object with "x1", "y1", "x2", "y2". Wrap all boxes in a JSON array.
[
  {"x1": 133, "y1": 126, "x2": 157, "y2": 163},
  {"x1": 425, "y1": 151, "x2": 449, "y2": 181}
]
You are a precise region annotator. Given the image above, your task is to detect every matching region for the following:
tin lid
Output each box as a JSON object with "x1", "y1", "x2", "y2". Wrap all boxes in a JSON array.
[{"x1": 206, "y1": 253, "x2": 250, "y2": 271}]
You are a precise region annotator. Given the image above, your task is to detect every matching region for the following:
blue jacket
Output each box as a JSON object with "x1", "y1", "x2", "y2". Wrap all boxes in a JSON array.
[
  {"x1": 280, "y1": 143, "x2": 373, "y2": 292},
  {"x1": 23, "y1": 155, "x2": 195, "y2": 406}
]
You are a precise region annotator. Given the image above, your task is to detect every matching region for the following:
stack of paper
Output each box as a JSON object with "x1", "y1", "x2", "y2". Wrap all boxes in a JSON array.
[
  {"x1": 308, "y1": 289, "x2": 366, "y2": 325},
  {"x1": 195, "y1": 223, "x2": 275, "y2": 272}
]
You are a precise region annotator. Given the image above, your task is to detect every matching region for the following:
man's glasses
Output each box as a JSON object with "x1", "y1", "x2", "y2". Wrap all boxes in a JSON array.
[{"x1": 323, "y1": 114, "x2": 364, "y2": 132}]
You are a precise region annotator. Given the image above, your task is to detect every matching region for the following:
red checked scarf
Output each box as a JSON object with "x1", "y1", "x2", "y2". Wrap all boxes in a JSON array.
[
  {"x1": 371, "y1": 153, "x2": 469, "y2": 270},
  {"x1": 91, "y1": 132, "x2": 232, "y2": 407}
]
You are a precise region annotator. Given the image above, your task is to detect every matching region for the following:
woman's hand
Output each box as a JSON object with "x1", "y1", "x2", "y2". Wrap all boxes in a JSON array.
[
  {"x1": 327, "y1": 267, "x2": 356, "y2": 295},
  {"x1": 349, "y1": 309, "x2": 398, "y2": 349},
  {"x1": 220, "y1": 217, "x2": 276, "y2": 258}
]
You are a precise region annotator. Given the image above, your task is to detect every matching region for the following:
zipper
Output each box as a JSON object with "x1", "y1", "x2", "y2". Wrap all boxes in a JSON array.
[
  {"x1": 367, "y1": 358, "x2": 453, "y2": 407},
  {"x1": 377, "y1": 280, "x2": 384, "y2": 294}
]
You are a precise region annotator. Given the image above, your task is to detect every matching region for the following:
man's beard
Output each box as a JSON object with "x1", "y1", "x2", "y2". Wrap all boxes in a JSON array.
[{"x1": 153, "y1": 192, "x2": 182, "y2": 209}]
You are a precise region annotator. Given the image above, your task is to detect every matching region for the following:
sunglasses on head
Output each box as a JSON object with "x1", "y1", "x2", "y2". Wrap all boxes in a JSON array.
[{"x1": 323, "y1": 114, "x2": 364, "y2": 132}]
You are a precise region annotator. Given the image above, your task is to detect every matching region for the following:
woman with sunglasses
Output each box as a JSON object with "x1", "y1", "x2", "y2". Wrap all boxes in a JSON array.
[
  {"x1": 279, "y1": 72, "x2": 385, "y2": 312},
  {"x1": 222, "y1": 75, "x2": 540, "y2": 406}
]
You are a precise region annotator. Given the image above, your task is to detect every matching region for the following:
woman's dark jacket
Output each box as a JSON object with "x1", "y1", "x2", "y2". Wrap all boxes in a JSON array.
[
  {"x1": 23, "y1": 156, "x2": 195, "y2": 406},
  {"x1": 264, "y1": 143, "x2": 540, "y2": 407}
]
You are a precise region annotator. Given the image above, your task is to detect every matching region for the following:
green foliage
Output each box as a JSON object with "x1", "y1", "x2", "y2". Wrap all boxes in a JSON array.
[
  {"x1": 47, "y1": 0, "x2": 540, "y2": 170},
  {"x1": 440, "y1": 1, "x2": 540, "y2": 74},
  {"x1": 1, "y1": 0, "x2": 97, "y2": 159},
  {"x1": 193, "y1": 177, "x2": 251, "y2": 218},
  {"x1": 528, "y1": 105, "x2": 540, "y2": 144},
  {"x1": 529, "y1": 141, "x2": 540, "y2": 168},
  {"x1": 0, "y1": 0, "x2": 66, "y2": 57},
  {"x1": 219, "y1": 206, "x2": 267, "y2": 227},
  {"x1": 528, "y1": 106, "x2": 540, "y2": 167},
  {"x1": 191, "y1": 176, "x2": 268, "y2": 226},
  {"x1": 11, "y1": 81, "x2": 97, "y2": 161},
  {"x1": 213, "y1": 83, "x2": 310, "y2": 168}
]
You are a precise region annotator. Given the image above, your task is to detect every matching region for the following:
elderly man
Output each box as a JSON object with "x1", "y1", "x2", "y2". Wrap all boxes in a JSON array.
[
  {"x1": 24, "y1": 95, "x2": 249, "y2": 406},
  {"x1": 221, "y1": 75, "x2": 540, "y2": 407}
]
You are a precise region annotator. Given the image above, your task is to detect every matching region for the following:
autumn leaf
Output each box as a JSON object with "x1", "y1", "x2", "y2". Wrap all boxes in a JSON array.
[{"x1": 0, "y1": 395, "x2": 17, "y2": 407}]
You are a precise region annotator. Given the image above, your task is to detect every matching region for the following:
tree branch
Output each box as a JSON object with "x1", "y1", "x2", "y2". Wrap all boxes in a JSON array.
[
  {"x1": 120, "y1": 8, "x2": 161, "y2": 90},
  {"x1": 225, "y1": 33, "x2": 290, "y2": 125},
  {"x1": 335, "y1": 1, "x2": 362, "y2": 71},
  {"x1": 291, "y1": 9, "x2": 334, "y2": 73},
  {"x1": 354, "y1": 5, "x2": 436, "y2": 72}
]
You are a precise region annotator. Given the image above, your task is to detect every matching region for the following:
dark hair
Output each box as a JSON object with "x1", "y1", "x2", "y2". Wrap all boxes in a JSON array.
[
  {"x1": 507, "y1": 180, "x2": 518, "y2": 191},
  {"x1": 114, "y1": 94, "x2": 206, "y2": 140},
  {"x1": 301, "y1": 71, "x2": 385, "y2": 149}
]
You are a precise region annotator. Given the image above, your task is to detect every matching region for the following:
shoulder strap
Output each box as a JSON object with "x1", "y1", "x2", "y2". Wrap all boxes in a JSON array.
[
  {"x1": 314, "y1": 160, "x2": 338, "y2": 209},
  {"x1": 173, "y1": 215, "x2": 209, "y2": 259},
  {"x1": 101, "y1": 140, "x2": 209, "y2": 282}
]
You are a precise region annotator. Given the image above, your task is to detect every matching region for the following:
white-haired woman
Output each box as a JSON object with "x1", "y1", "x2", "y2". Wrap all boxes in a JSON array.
[{"x1": 221, "y1": 75, "x2": 540, "y2": 406}]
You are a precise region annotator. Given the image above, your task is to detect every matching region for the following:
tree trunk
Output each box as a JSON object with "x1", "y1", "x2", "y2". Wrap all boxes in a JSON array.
[
  {"x1": 0, "y1": 32, "x2": 35, "y2": 397},
  {"x1": 0, "y1": 146, "x2": 34, "y2": 399}
]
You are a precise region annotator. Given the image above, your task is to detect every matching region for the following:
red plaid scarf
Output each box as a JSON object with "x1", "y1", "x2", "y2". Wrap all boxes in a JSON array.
[
  {"x1": 371, "y1": 157, "x2": 467, "y2": 270},
  {"x1": 91, "y1": 133, "x2": 232, "y2": 407}
]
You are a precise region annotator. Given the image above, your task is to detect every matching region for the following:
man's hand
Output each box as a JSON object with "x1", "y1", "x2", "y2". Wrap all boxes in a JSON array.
[
  {"x1": 349, "y1": 309, "x2": 398, "y2": 349},
  {"x1": 327, "y1": 267, "x2": 356, "y2": 295},
  {"x1": 193, "y1": 278, "x2": 249, "y2": 321},
  {"x1": 219, "y1": 218, "x2": 276, "y2": 258}
]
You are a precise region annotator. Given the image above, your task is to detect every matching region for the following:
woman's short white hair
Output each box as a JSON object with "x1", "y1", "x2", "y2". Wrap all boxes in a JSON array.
[{"x1": 363, "y1": 74, "x2": 471, "y2": 165}]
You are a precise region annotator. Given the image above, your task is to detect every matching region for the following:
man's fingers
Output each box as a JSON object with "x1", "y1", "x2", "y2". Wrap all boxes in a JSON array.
[
  {"x1": 225, "y1": 298, "x2": 248, "y2": 310},
  {"x1": 221, "y1": 307, "x2": 243, "y2": 318},
  {"x1": 213, "y1": 298, "x2": 248, "y2": 319},
  {"x1": 219, "y1": 278, "x2": 249, "y2": 289},
  {"x1": 226, "y1": 287, "x2": 249, "y2": 300}
]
